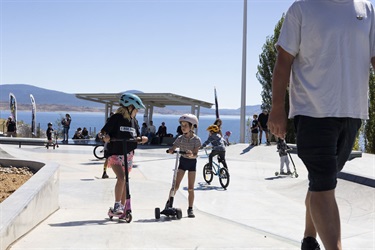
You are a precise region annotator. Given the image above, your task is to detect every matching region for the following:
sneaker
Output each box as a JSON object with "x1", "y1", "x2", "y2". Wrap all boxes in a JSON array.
[
  {"x1": 113, "y1": 202, "x2": 124, "y2": 215},
  {"x1": 102, "y1": 171, "x2": 109, "y2": 179},
  {"x1": 280, "y1": 171, "x2": 287, "y2": 175},
  {"x1": 301, "y1": 237, "x2": 320, "y2": 250},
  {"x1": 286, "y1": 171, "x2": 292, "y2": 175},
  {"x1": 187, "y1": 208, "x2": 195, "y2": 218}
]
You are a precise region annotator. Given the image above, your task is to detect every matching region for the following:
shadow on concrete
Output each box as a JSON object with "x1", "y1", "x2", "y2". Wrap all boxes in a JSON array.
[
  {"x1": 240, "y1": 145, "x2": 254, "y2": 155},
  {"x1": 187, "y1": 182, "x2": 226, "y2": 191}
]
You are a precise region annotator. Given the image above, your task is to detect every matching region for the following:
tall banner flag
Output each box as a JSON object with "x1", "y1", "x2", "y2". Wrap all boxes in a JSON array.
[
  {"x1": 214, "y1": 87, "x2": 219, "y2": 119},
  {"x1": 9, "y1": 93, "x2": 17, "y2": 123},
  {"x1": 30, "y1": 94, "x2": 36, "y2": 136}
]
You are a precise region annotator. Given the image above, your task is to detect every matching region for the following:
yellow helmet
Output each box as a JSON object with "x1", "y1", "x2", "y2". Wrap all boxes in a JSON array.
[{"x1": 206, "y1": 124, "x2": 219, "y2": 133}]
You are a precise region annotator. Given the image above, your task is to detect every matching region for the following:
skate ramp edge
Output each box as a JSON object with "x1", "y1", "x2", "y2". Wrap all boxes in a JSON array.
[{"x1": 0, "y1": 159, "x2": 60, "y2": 250}]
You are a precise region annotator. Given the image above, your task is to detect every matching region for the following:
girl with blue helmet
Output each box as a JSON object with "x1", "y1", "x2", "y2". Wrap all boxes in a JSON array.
[{"x1": 99, "y1": 93, "x2": 148, "y2": 215}]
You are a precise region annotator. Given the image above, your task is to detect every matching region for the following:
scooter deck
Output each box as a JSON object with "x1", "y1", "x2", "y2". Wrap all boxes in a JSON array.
[
  {"x1": 275, "y1": 171, "x2": 298, "y2": 178},
  {"x1": 108, "y1": 207, "x2": 132, "y2": 222}
]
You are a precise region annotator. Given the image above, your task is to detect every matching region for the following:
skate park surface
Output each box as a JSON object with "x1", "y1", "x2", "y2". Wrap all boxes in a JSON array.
[{"x1": 0, "y1": 142, "x2": 374, "y2": 250}]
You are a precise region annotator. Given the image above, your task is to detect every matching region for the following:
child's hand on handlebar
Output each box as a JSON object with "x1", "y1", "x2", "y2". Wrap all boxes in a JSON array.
[
  {"x1": 102, "y1": 134, "x2": 110, "y2": 143},
  {"x1": 137, "y1": 136, "x2": 148, "y2": 144},
  {"x1": 185, "y1": 150, "x2": 193, "y2": 157}
]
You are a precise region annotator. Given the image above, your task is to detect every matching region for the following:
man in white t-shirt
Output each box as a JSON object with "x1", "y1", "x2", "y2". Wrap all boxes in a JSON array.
[{"x1": 268, "y1": 1, "x2": 375, "y2": 249}]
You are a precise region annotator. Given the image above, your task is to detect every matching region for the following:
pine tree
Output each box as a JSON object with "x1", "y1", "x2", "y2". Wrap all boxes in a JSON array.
[
  {"x1": 364, "y1": 67, "x2": 375, "y2": 153},
  {"x1": 256, "y1": 14, "x2": 296, "y2": 143}
]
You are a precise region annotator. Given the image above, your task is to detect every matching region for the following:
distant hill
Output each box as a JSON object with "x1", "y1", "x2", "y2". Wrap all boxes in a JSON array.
[
  {"x1": 0, "y1": 84, "x2": 261, "y2": 115},
  {"x1": 0, "y1": 84, "x2": 101, "y2": 107}
]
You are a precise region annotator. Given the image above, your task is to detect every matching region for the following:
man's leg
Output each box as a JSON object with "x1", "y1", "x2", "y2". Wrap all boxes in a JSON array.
[
  {"x1": 266, "y1": 130, "x2": 271, "y2": 145},
  {"x1": 304, "y1": 191, "x2": 317, "y2": 238},
  {"x1": 310, "y1": 189, "x2": 341, "y2": 250}
]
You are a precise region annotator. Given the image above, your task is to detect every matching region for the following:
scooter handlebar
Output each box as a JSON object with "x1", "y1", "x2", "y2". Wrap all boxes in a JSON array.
[{"x1": 166, "y1": 150, "x2": 187, "y2": 154}]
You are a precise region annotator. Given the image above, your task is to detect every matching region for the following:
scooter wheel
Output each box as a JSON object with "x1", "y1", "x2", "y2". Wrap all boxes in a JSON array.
[
  {"x1": 155, "y1": 207, "x2": 161, "y2": 220},
  {"x1": 176, "y1": 208, "x2": 182, "y2": 219},
  {"x1": 295, "y1": 173, "x2": 299, "y2": 178},
  {"x1": 275, "y1": 172, "x2": 279, "y2": 176},
  {"x1": 125, "y1": 213, "x2": 132, "y2": 223}
]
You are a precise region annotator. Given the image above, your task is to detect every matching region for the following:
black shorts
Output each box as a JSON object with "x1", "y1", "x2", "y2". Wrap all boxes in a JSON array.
[
  {"x1": 178, "y1": 157, "x2": 197, "y2": 172},
  {"x1": 294, "y1": 115, "x2": 361, "y2": 192},
  {"x1": 259, "y1": 125, "x2": 268, "y2": 131}
]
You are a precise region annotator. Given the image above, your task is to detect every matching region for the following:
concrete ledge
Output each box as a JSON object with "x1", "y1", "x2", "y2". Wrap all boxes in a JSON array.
[
  {"x1": 337, "y1": 171, "x2": 375, "y2": 188},
  {"x1": 0, "y1": 137, "x2": 47, "y2": 148},
  {"x1": 0, "y1": 159, "x2": 60, "y2": 250}
]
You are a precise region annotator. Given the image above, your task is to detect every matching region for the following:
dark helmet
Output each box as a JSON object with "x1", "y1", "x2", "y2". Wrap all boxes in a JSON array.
[{"x1": 48, "y1": 122, "x2": 53, "y2": 126}]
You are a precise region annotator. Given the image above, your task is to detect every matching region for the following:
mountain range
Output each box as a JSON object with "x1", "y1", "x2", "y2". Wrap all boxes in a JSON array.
[{"x1": 0, "y1": 84, "x2": 261, "y2": 115}]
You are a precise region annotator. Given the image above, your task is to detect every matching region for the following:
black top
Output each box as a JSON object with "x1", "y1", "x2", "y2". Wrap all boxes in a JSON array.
[
  {"x1": 101, "y1": 113, "x2": 140, "y2": 156},
  {"x1": 258, "y1": 112, "x2": 269, "y2": 128}
]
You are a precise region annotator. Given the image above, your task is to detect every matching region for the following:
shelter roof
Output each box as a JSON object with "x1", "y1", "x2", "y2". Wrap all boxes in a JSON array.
[{"x1": 75, "y1": 92, "x2": 213, "y2": 109}]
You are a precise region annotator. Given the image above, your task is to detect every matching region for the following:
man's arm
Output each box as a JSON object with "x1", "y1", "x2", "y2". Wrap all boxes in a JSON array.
[
  {"x1": 268, "y1": 46, "x2": 295, "y2": 139},
  {"x1": 372, "y1": 57, "x2": 375, "y2": 69}
]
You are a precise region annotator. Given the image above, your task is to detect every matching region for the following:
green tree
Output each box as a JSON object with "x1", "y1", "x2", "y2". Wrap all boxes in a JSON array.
[
  {"x1": 364, "y1": 67, "x2": 375, "y2": 153},
  {"x1": 256, "y1": 14, "x2": 296, "y2": 143}
]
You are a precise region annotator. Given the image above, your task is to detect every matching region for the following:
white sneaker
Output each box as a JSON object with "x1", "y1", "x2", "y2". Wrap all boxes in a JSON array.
[{"x1": 113, "y1": 203, "x2": 124, "y2": 215}]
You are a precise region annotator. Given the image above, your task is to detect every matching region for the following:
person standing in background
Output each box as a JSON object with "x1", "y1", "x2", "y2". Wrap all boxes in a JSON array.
[
  {"x1": 213, "y1": 118, "x2": 223, "y2": 136},
  {"x1": 258, "y1": 110, "x2": 270, "y2": 145},
  {"x1": 61, "y1": 113, "x2": 71, "y2": 143},
  {"x1": 6, "y1": 116, "x2": 16, "y2": 137},
  {"x1": 156, "y1": 122, "x2": 167, "y2": 144},
  {"x1": 147, "y1": 121, "x2": 156, "y2": 144}
]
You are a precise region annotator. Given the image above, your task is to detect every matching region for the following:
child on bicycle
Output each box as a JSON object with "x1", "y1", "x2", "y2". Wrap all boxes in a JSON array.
[
  {"x1": 167, "y1": 114, "x2": 201, "y2": 218},
  {"x1": 99, "y1": 93, "x2": 148, "y2": 215},
  {"x1": 200, "y1": 125, "x2": 228, "y2": 171}
]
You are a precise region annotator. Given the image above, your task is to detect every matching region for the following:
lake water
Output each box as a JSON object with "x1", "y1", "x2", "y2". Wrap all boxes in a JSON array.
[{"x1": 0, "y1": 111, "x2": 256, "y2": 144}]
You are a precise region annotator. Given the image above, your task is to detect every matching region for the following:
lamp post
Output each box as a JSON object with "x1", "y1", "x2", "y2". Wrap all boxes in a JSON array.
[{"x1": 240, "y1": 0, "x2": 247, "y2": 143}]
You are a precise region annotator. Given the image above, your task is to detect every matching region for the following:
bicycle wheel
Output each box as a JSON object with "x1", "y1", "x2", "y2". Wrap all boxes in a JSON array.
[
  {"x1": 219, "y1": 167, "x2": 230, "y2": 189},
  {"x1": 93, "y1": 145, "x2": 105, "y2": 159},
  {"x1": 203, "y1": 163, "x2": 213, "y2": 184}
]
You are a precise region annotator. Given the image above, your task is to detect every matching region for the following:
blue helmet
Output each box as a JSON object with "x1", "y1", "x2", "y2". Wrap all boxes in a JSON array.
[{"x1": 119, "y1": 93, "x2": 145, "y2": 109}]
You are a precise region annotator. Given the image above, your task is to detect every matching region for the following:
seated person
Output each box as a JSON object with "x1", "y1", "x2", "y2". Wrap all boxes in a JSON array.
[
  {"x1": 72, "y1": 127, "x2": 84, "y2": 139},
  {"x1": 82, "y1": 127, "x2": 89, "y2": 139}
]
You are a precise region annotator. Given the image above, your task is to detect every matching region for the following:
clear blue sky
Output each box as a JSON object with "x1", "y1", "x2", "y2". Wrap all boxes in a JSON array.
[{"x1": 1, "y1": 0, "x2": 295, "y2": 109}]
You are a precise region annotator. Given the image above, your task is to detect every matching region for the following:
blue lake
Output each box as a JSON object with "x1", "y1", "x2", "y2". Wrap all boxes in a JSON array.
[{"x1": 0, "y1": 111, "x2": 256, "y2": 144}]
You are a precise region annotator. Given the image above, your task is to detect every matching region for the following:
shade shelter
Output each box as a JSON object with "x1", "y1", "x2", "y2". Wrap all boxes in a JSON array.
[{"x1": 75, "y1": 92, "x2": 213, "y2": 128}]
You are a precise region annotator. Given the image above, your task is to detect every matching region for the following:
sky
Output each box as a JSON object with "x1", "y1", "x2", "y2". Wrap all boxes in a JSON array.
[{"x1": 1, "y1": 0, "x2": 296, "y2": 109}]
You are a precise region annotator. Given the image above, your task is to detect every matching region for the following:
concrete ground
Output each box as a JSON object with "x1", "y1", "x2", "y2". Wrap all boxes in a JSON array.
[{"x1": 1, "y1": 142, "x2": 374, "y2": 250}]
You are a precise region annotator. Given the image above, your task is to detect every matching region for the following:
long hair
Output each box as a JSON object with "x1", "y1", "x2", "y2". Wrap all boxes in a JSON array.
[{"x1": 116, "y1": 105, "x2": 133, "y2": 120}]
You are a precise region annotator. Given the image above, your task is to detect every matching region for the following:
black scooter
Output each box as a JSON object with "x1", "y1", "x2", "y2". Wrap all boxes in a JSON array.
[{"x1": 155, "y1": 150, "x2": 186, "y2": 220}]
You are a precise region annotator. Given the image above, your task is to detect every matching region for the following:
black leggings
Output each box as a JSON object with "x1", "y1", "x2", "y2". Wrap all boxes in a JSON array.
[{"x1": 209, "y1": 150, "x2": 228, "y2": 169}]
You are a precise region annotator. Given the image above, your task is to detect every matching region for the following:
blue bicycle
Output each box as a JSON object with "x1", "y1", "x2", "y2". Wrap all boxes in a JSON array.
[{"x1": 202, "y1": 148, "x2": 230, "y2": 189}]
